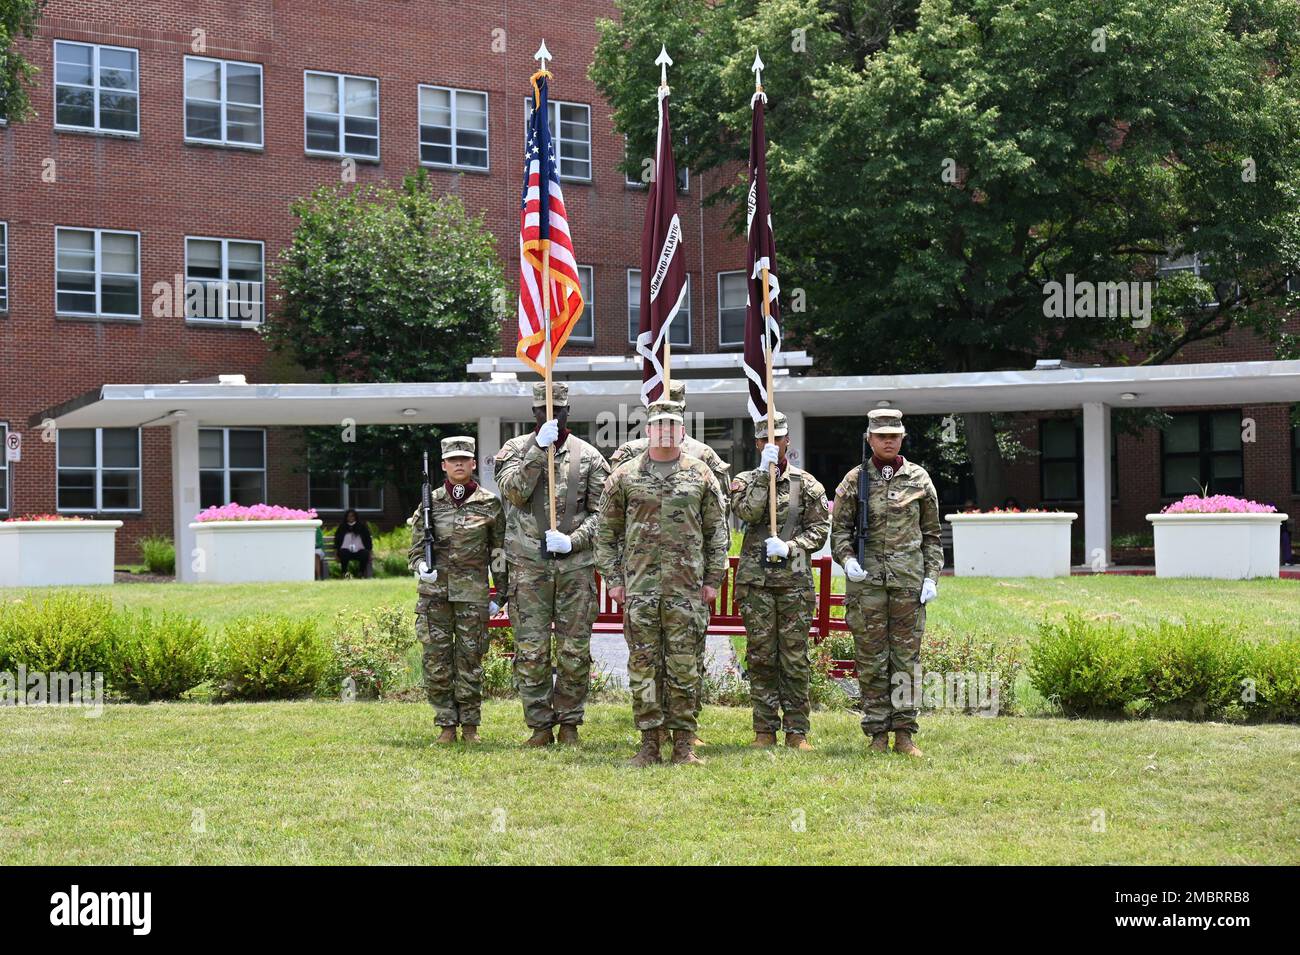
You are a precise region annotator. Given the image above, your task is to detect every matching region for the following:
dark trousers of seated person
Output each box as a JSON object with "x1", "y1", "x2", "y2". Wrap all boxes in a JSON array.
[{"x1": 338, "y1": 549, "x2": 371, "y2": 578}]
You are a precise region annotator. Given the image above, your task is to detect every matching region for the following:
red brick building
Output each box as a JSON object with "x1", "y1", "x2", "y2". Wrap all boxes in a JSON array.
[{"x1": 1, "y1": 1, "x2": 1297, "y2": 567}]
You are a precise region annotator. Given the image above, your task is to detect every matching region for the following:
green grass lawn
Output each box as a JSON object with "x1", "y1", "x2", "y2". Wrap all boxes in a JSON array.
[
  {"x1": 8, "y1": 575, "x2": 1295, "y2": 643},
  {"x1": 1, "y1": 701, "x2": 1295, "y2": 864}
]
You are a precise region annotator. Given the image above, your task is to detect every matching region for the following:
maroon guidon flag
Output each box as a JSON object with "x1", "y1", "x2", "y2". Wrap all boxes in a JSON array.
[
  {"x1": 635, "y1": 74, "x2": 687, "y2": 405},
  {"x1": 742, "y1": 80, "x2": 781, "y2": 424}
]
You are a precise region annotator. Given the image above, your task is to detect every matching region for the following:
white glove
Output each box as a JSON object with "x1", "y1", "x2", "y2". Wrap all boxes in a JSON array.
[
  {"x1": 843, "y1": 557, "x2": 868, "y2": 582},
  {"x1": 415, "y1": 561, "x2": 438, "y2": 585},
  {"x1": 488, "y1": 600, "x2": 501, "y2": 615},
  {"x1": 536, "y1": 419, "x2": 560, "y2": 448},
  {"x1": 765, "y1": 537, "x2": 790, "y2": 559},
  {"x1": 545, "y1": 529, "x2": 572, "y2": 554},
  {"x1": 920, "y1": 578, "x2": 938, "y2": 604},
  {"x1": 759, "y1": 443, "x2": 780, "y2": 470}
]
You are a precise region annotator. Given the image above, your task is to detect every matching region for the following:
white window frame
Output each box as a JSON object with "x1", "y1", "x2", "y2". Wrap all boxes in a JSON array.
[
  {"x1": 53, "y1": 40, "x2": 139, "y2": 135},
  {"x1": 0, "y1": 221, "x2": 8, "y2": 313},
  {"x1": 627, "y1": 268, "x2": 690, "y2": 347},
  {"x1": 568, "y1": 265, "x2": 594, "y2": 342},
  {"x1": 55, "y1": 427, "x2": 143, "y2": 513},
  {"x1": 184, "y1": 56, "x2": 264, "y2": 148},
  {"x1": 184, "y1": 236, "x2": 265, "y2": 326},
  {"x1": 54, "y1": 227, "x2": 141, "y2": 319},
  {"x1": 303, "y1": 70, "x2": 380, "y2": 160},
  {"x1": 523, "y1": 97, "x2": 591, "y2": 182},
  {"x1": 309, "y1": 469, "x2": 385, "y2": 513},
  {"x1": 199, "y1": 427, "x2": 268, "y2": 506},
  {"x1": 418, "y1": 84, "x2": 489, "y2": 172},
  {"x1": 0, "y1": 422, "x2": 9, "y2": 513},
  {"x1": 717, "y1": 270, "x2": 748, "y2": 348}
]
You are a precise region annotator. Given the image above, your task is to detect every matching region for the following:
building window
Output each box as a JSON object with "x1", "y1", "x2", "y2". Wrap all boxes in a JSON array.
[
  {"x1": 309, "y1": 470, "x2": 384, "y2": 512},
  {"x1": 304, "y1": 71, "x2": 379, "y2": 159},
  {"x1": 627, "y1": 269, "x2": 690, "y2": 347},
  {"x1": 184, "y1": 56, "x2": 263, "y2": 147},
  {"x1": 717, "y1": 271, "x2": 747, "y2": 347},
  {"x1": 56, "y1": 428, "x2": 141, "y2": 511},
  {"x1": 55, "y1": 227, "x2": 140, "y2": 318},
  {"x1": 1161, "y1": 410, "x2": 1243, "y2": 497},
  {"x1": 199, "y1": 428, "x2": 267, "y2": 507},
  {"x1": 0, "y1": 423, "x2": 8, "y2": 512},
  {"x1": 568, "y1": 265, "x2": 594, "y2": 342},
  {"x1": 1040, "y1": 419, "x2": 1081, "y2": 500},
  {"x1": 1156, "y1": 250, "x2": 1239, "y2": 308},
  {"x1": 54, "y1": 41, "x2": 139, "y2": 134},
  {"x1": 623, "y1": 136, "x2": 689, "y2": 191},
  {"x1": 0, "y1": 221, "x2": 8, "y2": 312},
  {"x1": 419, "y1": 85, "x2": 488, "y2": 170},
  {"x1": 185, "y1": 237, "x2": 264, "y2": 324},
  {"x1": 524, "y1": 97, "x2": 590, "y2": 181}
]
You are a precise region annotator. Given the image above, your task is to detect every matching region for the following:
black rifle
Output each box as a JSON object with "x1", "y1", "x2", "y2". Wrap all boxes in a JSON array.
[
  {"x1": 855, "y1": 433, "x2": 870, "y2": 566},
  {"x1": 421, "y1": 451, "x2": 436, "y2": 572}
]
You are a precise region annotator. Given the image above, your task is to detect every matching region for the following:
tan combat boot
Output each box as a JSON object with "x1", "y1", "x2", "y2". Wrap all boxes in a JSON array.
[
  {"x1": 751, "y1": 732, "x2": 778, "y2": 748},
  {"x1": 627, "y1": 730, "x2": 662, "y2": 767},
  {"x1": 690, "y1": 733, "x2": 707, "y2": 748},
  {"x1": 658, "y1": 726, "x2": 671, "y2": 745},
  {"x1": 524, "y1": 726, "x2": 554, "y2": 747},
  {"x1": 460, "y1": 725, "x2": 480, "y2": 744},
  {"x1": 786, "y1": 733, "x2": 814, "y2": 751},
  {"x1": 557, "y1": 724, "x2": 580, "y2": 746},
  {"x1": 435, "y1": 726, "x2": 457, "y2": 745},
  {"x1": 671, "y1": 729, "x2": 705, "y2": 765},
  {"x1": 868, "y1": 732, "x2": 889, "y2": 753},
  {"x1": 893, "y1": 731, "x2": 924, "y2": 757}
]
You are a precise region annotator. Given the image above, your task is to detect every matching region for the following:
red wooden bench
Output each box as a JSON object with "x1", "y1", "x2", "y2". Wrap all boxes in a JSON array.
[{"x1": 489, "y1": 556, "x2": 856, "y2": 674}]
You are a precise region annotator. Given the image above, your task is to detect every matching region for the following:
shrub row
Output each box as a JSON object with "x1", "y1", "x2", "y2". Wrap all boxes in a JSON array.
[
  {"x1": 1030, "y1": 616, "x2": 1300, "y2": 722},
  {"x1": 0, "y1": 594, "x2": 415, "y2": 703}
]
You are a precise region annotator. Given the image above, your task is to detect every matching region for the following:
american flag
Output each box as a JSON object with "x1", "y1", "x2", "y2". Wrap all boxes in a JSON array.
[
  {"x1": 742, "y1": 83, "x2": 781, "y2": 423},
  {"x1": 517, "y1": 73, "x2": 584, "y2": 375},
  {"x1": 635, "y1": 83, "x2": 687, "y2": 406}
]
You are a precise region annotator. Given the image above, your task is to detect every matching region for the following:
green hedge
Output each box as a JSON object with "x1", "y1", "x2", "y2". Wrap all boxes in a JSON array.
[
  {"x1": 212, "y1": 615, "x2": 330, "y2": 702},
  {"x1": 109, "y1": 610, "x2": 210, "y2": 702},
  {"x1": 0, "y1": 592, "x2": 116, "y2": 675},
  {"x1": 1030, "y1": 616, "x2": 1300, "y2": 722}
]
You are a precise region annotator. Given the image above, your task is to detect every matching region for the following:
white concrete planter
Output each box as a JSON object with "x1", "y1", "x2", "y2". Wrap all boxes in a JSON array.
[
  {"x1": 945, "y1": 512, "x2": 1078, "y2": 577},
  {"x1": 1146, "y1": 512, "x2": 1288, "y2": 579},
  {"x1": 0, "y1": 520, "x2": 123, "y2": 586},
  {"x1": 189, "y1": 519, "x2": 322, "y2": 584}
]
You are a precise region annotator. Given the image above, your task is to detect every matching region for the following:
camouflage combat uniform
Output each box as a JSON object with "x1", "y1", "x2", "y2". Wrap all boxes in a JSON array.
[
  {"x1": 494, "y1": 425, "x2": 609, "y2": 730},
  {"x1": 731, "y1": 459, "x2": 831, "y2": 736},
  {"x1": 408, "y1": 483, "x2": 507, "y2": 728},
  {"x1": 595, "y1": 449, "x2": 729, "y2": 734},
  {"x1": 830, "y1": 455, "x2": 942, "y2": 736},
  {"x1": 610, "y1": 388, "x2": 729, "y2": 727}
]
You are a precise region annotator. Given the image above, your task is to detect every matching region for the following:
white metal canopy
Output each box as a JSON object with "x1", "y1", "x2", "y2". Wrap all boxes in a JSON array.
[{"x1": 30, "y1": 358, "x2": 1300, "y2": 582}]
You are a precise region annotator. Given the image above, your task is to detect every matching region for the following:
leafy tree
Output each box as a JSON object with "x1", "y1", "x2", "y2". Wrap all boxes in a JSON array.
[
  {"x1": 265, "y1": 169, "x2": 505, "y2": 515},
  {"x1": 593, "y1": 0, "x2": 1300, "y2": 504},
  {"x1": 0, "y1": 0, "x2": 44, "y2": 123}
]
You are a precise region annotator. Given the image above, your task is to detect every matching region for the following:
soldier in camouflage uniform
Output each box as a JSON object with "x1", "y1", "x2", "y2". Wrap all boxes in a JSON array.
[
  {"x1": 610, "y1": 379, "x2": 729, "y2": 747},
  {"x1": 493, "y1": 381, "x2": 610, "y2": 747},
  {"x1": 409, "y1": 435, "x2": 508, "y2": 744},
  {"x1": 730, "y1": 411, "x2": 831, "y2": 750},
  {"x1": 595, "y1": 400, "x2": 729, "y2": 767},
  {"x1": 830, "y1": 409, "x2": 942, "y2": 757}
]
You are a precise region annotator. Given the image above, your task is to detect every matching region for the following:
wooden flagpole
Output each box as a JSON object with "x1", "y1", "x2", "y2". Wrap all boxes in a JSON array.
[
  {"x1": 657, "y1": 45, "x2": 673, "y2": 403},
  {"x1": 754, "y1": 52, "x2": 778, "y2": 541},
  {"x1": 536, "y1": 41, "x2": 557, "y2": 531}
]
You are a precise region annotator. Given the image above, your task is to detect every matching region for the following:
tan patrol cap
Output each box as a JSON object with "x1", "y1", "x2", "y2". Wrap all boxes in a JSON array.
[
  {"x1": 646, "y1": 399, "x2": 685, "y2": 424},
  {"x1": 667, "y1": 380, "x2": 686, "y2": 405},
  {"x1": 441, "y1": 435, "x2": 476, "y2": 459},
  {"x1": 867, "y1": 408, "x2": 905, "y2": 434},
  {"x1": 531, "y1": 380, "x2": 569, "y2": 407},
  {"x1": 755, "y1": 411, "x2": 788, "y2": 440}
]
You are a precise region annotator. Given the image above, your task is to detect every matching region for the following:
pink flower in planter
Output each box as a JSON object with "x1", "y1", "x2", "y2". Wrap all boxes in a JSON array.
[
  {"x1": 3, "y1": 514, "x2": 86, "y2": 522},
  {"x1": 194, "y1": 503, "x2": 318, "y2": 522},
  {"x1": 1161, "y1": 494, "x2": 1277, "y2": 515}
]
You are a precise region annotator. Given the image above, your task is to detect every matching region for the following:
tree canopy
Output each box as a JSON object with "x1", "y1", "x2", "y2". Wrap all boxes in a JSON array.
[{"x1": 0, "y1": 0, "x2": 44, "y2": 123}]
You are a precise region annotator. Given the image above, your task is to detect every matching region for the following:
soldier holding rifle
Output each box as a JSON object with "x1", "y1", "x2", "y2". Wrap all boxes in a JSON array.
[{"x1": 408, "y1": 436, "x2": 508, "y2": 744}]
